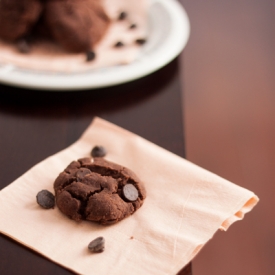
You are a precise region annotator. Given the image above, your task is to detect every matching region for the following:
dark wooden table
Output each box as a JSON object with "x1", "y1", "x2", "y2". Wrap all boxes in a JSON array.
[
  {"x1": 0, "y1": 58, "x2": 191, "y2": 274},
  {"x1": 179, "y1": 1, "x2": 274, "y2": 274}
]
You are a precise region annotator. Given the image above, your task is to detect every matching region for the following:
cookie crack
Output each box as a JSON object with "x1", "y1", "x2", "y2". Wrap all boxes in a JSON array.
[
  {"x1": 59, "y1": 177, "x2": 76, "y2": 191},
  {"x1": 83, "y1": 164, "x2": 126, "y2": 182},
  {"x1": 66, "y1": 186, "x2": 104, "y2": 219}
]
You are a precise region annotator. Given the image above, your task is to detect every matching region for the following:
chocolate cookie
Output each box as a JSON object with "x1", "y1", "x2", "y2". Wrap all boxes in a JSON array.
[
  {"x1": 53, "y1": 157, "x2": 146, "y2": 225},
  {"x1": 0, "y1": 0, "x2": 42, "y2": 41},
  {"x1": 43, "y1": 0, "x2": 110, "y2": 52}
]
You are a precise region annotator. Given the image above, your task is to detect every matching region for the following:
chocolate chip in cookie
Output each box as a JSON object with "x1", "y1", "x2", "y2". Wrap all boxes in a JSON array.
[
  {"x1": 122, "y1": 184, "x2": 139, "y2": 202},
  {"x1": 76, "y1": 168, "x2": 92, "y2": 181}
]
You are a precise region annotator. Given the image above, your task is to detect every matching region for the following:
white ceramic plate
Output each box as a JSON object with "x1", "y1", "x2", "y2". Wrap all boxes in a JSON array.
[{"x1": 0, "y1": 0, "x2": 190, "y2": 90}]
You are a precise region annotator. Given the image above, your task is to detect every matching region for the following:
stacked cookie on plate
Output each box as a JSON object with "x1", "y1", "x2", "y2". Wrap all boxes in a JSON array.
[{"x1": 0, "y1": 0, "x2": 110, "y2": 53}]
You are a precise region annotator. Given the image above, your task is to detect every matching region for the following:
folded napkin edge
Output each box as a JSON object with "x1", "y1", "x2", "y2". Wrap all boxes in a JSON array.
[{"x1": 219, "y1": 194, "x2": 259, "y2": 231}]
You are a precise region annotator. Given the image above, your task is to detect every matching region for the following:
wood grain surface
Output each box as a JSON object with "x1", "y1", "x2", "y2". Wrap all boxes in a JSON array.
[
  {"x1": 0, "y1": 59, "x2": 191, "y2": 274},
  {"x1": 180, "y1": 0, "x2": 275, "y2": 274}
]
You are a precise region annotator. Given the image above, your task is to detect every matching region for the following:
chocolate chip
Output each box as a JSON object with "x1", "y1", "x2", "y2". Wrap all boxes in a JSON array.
[
  {"x1": 135, "y1": 38, "x2": 147, "y2": 45},
  {"x1": 122, "y1": 184, "x2": 139, "y2": 202},
  {"x1": 91, "y1": 146, "x2": 107, "y2": 157},
  {"x1": 129, "y1": 23, "x2": 137, "y2": 29},
  {"x1": 36, "y1": 190, "x2": 55, "y2": 209},
  {"x1": 88, "y1": 237, "x2": 105, "y2": 253},
  {"x1": 17, "y1": 38, "x2": 30, "y2": 53},
  {"x1": 114, "y1": 41, "x2": 124, "y2": 48},
  {"x1": 76, "y1": 168, "x2": 91, "y2": 180},
  {"x1": 86, "y1": 50, "x2": 96, "y2": 62},
  {"x1": 118, "y1": 11, "x2": 127, "y2": 20}
]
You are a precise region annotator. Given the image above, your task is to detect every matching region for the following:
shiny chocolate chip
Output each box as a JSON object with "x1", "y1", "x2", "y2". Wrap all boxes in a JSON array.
[
  {"x1": 135, "y1": 38, "x2": 147, "y2": 45},
  {"x1": 88, "y1": 237, "x2": 105, "y2": 253},
  {"x1": 86, "y1": 50, "x2": 96, "y2": 62},
  {"x1": 122, "y1": 184, "x2": 138, "y2": 202},
  {"x1": 129, "y1": 23, "x2": 137, "y2": 29},
  {"x1": 76, "y1": 168, "x2": 91, "y2": 180},
  {"x1": 118, "y1": 11, "x2": 127, "y2": 20},
  {"x1": 36, "y1": 190, "x2": 55, "y2": 209},
  {"x1": 114, "y1": 41, "x2": 124, "y2": 48},
  {"x1": 91, "y1": 146, "x2": 107, "y2": 157}
]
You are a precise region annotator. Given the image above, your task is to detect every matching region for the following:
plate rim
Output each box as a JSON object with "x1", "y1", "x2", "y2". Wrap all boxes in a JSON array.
[{"x1": 0, "y1": 0, "x2": 190, "y2": 91}]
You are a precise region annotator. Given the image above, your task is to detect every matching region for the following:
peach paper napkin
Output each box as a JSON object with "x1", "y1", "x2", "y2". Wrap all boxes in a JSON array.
[{"x1": 0, "y1": 117, "x2": 259, "y2": 275}]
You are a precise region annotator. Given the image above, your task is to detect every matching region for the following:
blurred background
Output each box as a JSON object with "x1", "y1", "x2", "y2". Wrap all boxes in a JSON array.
[{"x1": 179, "y1": 0, "x2": 274, "y2": 274}]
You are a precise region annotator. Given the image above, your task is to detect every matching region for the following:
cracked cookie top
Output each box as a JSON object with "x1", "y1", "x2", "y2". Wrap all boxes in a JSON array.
[{"x1": 53, "y1": 157, "x2": 146, "y2": 225}]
